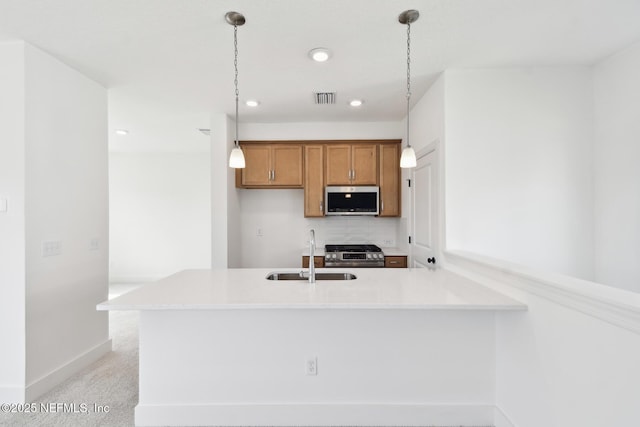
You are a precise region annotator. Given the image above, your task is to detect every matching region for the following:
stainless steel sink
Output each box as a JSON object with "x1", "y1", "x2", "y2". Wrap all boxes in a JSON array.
[{"x1": 266, "y1": 272, "x2": 357, "y2": 281}]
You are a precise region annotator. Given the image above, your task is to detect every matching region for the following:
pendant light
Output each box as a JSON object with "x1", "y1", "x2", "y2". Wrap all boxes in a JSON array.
[
  {"x1": 226, "y1": 11, "x2": 246, "y2": 168},
  {"x1": 399, "y1": 9, "x2": 419, "y2": 169}
]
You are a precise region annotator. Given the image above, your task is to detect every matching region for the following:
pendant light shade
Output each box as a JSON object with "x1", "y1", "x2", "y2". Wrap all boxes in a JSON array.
[
  {"x1": 399, "y1": 9, "x2": 419, "y2": 169},
  {"x1": 226, "y1": 11, "x2": 246, "y2": 169},
  {"x1": 400, "y1": 146, "x2": 417, "y2": 168},
  {"x1": 229, "y1": 147, "x2": 246, "y2": 168}
]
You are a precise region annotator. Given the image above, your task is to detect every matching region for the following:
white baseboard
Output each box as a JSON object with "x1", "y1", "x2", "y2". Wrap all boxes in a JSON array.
[
  {"x1": 25, "y1": 339, "x2": 112, "y2": 402},
  {"x1": 135, "y1": 403, "x2": 495, "y2": 427},
  {"x1": 494, "y1": 406, "x2": 517, "y2": 427}
]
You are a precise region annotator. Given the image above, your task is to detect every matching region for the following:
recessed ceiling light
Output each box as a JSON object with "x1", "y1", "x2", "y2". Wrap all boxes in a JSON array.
[
  {"x1": 115, "y1": 129, "x2": 129, "y2": 136},
  {"x1": 309, "y1": 48, "x2": 331, "y2": 62},
  {"x1": 245, "y1": 100, "x2": 260, "y2": 107},
  {"x1": 349, "y1": 99, "x2": 363, "y2": 107}
]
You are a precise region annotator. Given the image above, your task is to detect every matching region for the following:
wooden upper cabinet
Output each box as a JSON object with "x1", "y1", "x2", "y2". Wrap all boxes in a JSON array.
[
  {"x1": 236, "y1": 141, "x2": 400, "y2": 219},
  {"x1": 379, "y1": 143, "x2": 401, "y2": 217},
  {"x1": 304, "y1": 145, "x2": 325, "y2": 217},
  {"x1": 241, "y1": 145, "x2": 272, "y2": 186},
  {"x1": 325, "y1": 145, "x2": 351, "y2": 185},
  {"x1": 237, "y1": 143, "x2": 303, "y2": 188},
  {"x1": 351, "y1": 144, "x2": 378, "y2": 185},
  {"x1": 271, "y1": 145, "x2": 303, "y2": 186},
  {"x1": 326, "y1": 143, "x2": 378, "y2": 185}
]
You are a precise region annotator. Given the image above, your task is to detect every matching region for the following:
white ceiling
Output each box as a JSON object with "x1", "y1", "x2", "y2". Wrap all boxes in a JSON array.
[{"x1": 2, "y1": 0, "x2": 640, "y2": 151}]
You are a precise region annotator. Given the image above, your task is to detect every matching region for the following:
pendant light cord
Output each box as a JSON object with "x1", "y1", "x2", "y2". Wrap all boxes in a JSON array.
[
  {"x1": 406, "y1": 21, "x2": 412, "y2": 149},
  {"x1": 233, "y1": 23, "x2": 239, "y2": 148}
]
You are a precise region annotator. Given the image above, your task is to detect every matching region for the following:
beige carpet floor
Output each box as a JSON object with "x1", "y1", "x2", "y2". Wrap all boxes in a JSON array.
[{"x1": 0, "y1": 290, "x2": 139, "y2": 427}]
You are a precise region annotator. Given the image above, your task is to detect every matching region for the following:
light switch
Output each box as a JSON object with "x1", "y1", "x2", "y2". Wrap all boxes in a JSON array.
[
  {"x1": 0, "y1": 198, "x2": 7, "y2": 213},
  {"x1": 90, "y1": 238, "x2": 100, "y2": 251}
]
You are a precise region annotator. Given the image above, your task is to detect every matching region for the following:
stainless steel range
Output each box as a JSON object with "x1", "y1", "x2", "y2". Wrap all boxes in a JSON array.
[{"x1": 324, "y1": 244, "x2": 385, "y2": 268}]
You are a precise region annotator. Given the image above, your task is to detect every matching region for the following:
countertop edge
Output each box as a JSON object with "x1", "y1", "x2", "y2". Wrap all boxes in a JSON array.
[{"x1": 97, "y1": 302, "x2": 527, "y2": 311}]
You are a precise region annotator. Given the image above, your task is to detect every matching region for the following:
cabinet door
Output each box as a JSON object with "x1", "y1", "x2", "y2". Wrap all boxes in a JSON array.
[
  {"x1": 302, "y1": 256, "x2": 325, "y2": 268},
  {"x1": 351, "y1": 144, "x2": 378, "y2": 185},
  {"x1": 271, "y1": 145, "x2": 303, "y2": 187},
  {"x1": 304, "y1": 145, "x2": 325, "y2": 217},
  {"x1": 325, "y1": 145, "x2": 352, "y2": 185},
  {"x1": 241, "y1": 145, "x2": 272, "y2": 186},
  {"x1": 379, "y1": 143, "x2": 400, "y2": 217}
]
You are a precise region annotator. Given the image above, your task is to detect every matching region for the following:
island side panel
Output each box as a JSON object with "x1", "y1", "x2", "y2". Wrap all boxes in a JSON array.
[{"x1": 136, "y1": 309, "x2": 496, "y2": 426}]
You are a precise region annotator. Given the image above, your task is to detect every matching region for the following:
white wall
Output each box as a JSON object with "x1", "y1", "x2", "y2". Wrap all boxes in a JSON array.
[
  {"x1": 444, "y1": 68, "x2": 595, "y2": 281},
  {"x1": 399, "y1": 74, "x2": 446, "y2": 260},
  {"x1": 238, "y1": 189, "x2": 398, "y2": 268},
  {"x1": 109, "y1": 152, "x2": 211, "y2": 281},
  {"x1": 0, "y1": 42, "x2": 109, "y2": 402},
  {"x1": 23, "y1": 42, "x2": 110, "y2": 397},
  {"x1": 235, "y1": 121, "x2": 402, "y2": 268},
  {"x1": 240, "y1": 121, "x2": 401, "y2": 141},
  {"x1": 403, "y1": 75, "x2": 446, "y2": 157},
  {"x1": 0, "y1": 41, "x2": 27, "y2": 402},
  {"x1": 444, "y1": 251, "x2": 640, "y2": 427},
  {"x1": 209, "y1": 114, "x2": 241, "y2": 268},
  {"x1": 593, "y1": 40, "x2": 640, "y2": 293},
  {"x1": 225, "y1": 116, "x2": 243, "y2": 268},
  {"x1": 497, "y1": 293, "x2": 640, "y2": 427}
]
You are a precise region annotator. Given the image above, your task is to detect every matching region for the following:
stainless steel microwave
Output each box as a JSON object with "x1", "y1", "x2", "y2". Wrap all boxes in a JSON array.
[{"x1": 325, "y1": 186, "x2": 379, "y2": 216}]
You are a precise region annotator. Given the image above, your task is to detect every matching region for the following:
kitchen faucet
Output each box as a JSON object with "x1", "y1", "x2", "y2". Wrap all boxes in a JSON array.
[{"x1": 308, "y1": 229, "x2": 316, "y2": 283}]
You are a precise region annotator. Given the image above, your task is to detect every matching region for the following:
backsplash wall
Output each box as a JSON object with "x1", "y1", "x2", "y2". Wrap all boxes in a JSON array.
[
  {"x1": 305, "y1": 216, "x2": 398, "y2": 248},
  {"x1": 238, "y1": 189, "x2": 399, "y2": 268}
]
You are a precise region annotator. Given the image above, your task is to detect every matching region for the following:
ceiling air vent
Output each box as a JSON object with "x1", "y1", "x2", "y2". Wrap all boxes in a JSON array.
[{"x1": 313, "y1": 92, "x2": 336, "y2": 105}]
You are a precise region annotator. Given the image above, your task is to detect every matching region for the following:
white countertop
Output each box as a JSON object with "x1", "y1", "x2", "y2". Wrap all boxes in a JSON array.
[{"x1": 98, "y1": 268, "x2": 526, "y2": 311}]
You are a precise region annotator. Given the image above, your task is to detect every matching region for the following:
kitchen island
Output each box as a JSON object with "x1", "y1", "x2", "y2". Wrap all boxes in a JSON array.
[{"x1": 98, "y1": 268, "x2": 525, "y2": 427}]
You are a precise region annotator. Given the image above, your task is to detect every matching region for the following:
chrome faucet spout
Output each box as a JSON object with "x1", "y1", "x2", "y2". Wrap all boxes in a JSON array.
[{"x1": 309, "y1": 229, "x2": 316, "y2": 283}]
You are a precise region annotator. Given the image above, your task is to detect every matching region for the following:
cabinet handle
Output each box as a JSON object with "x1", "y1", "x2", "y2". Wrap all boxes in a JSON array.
[
  {"x1": 320, "y1": 201, "x2": 323, "y2": 212},
  {"x1": 272, "y1": 170, "x2": 275, "y2": 181},
  {"x1": 389, "y1": 260, "x2": 399, "y2": 264},
  {"x1": 352, "y1": 169, "x2": 355, "y2": 180},
  {"x1": 381, "y1": 201, "x2": 384, "y2": 212}
]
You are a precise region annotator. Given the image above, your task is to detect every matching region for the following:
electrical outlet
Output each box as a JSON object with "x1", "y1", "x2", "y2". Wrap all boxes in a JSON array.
[
  {"x1": 42, "y1": 240, "x2": 62, "y2": 257},
  {"x1": 383, "y1": 239, "x2": 393, "y2": 246},
  {"x1": 305, "y1": 357, "x2": 318, "y2": 376},
  {"x1": 256, "y1": 228, "x2": 264, "y2": 237}
]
